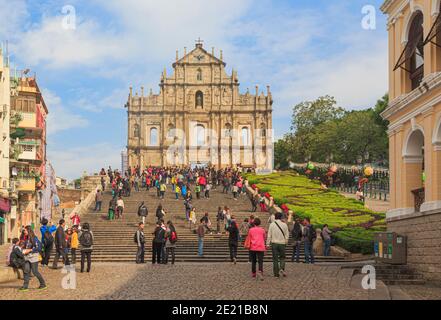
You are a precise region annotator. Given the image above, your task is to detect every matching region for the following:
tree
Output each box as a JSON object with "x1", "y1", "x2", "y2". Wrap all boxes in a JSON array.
[
  {"x1": 290, "y1": 96, "x2": 345, "y2": 162},
  {"x1": 280, "y1": 94, "x2": 390, "y2": 167}
]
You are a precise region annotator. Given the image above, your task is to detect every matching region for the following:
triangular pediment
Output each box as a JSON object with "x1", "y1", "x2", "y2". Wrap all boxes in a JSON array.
[{"x1": 173, "y1": 45, "x2": 226, "y2": 67}]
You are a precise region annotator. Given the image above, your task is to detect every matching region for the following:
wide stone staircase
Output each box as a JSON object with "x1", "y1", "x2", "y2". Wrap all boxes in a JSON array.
[{"x1": 81, "y1": 186, "x2": 348, "y2": 263}]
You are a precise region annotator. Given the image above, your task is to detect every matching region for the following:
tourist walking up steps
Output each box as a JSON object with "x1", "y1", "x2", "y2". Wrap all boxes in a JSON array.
[
  {"x1": 40, "y1": 218, "x2": 56, "y2": 267},
  {"x1": 94, "y1": 189, "x2": 103, "y2": 212},
  {"x1": 197, "y1": 219, "x2": 206, "y2": 257},
  {"x1": 138, "y1": 202, "x2": 148, "y2": 225},
  {"x1": 267, "y1": 212, "x2": 290, "y2": 278},
  {"x1": 152, "y1": 221, "x2": 166, "y2": 264},
  {"x1": 227, "y1": 217, "x2": 240, "y2": 264},
  {"x1": 52, "y1": 219, "x2": 70, "y2": 269},
  {"x1": 165, "y1": 221, "x2": 177, "y2": 265},
  {"x1": 246, "y1": 218, "x2": 266, "y2": 281},
  {"x1": 216, "y1": 206, "x2": 225, "y2": 234},
  {"x1": 79, "y1": 223, "x2": 94, "y2": 273},
  {"x1": 70, "y1": 226, "x2": 79, "y2": 265},
  {"x1": 291, "y1": 218, "x2": 303, "y2": 263},
  {"x1": 21, "y1": 226, "x2": 47, "y2": 291},
  {"x1": 303, "y1": 218, "x2": 316, "y2": 264},
  {"x1": 322, "y1": 224, "x2": 332, "y2": 257},
  {"x1": 116, "y1": 197, "x2": 125, "y2": 219},
  {"x1": 135, "y1": 223, "x2": 145, "y2": 264}
]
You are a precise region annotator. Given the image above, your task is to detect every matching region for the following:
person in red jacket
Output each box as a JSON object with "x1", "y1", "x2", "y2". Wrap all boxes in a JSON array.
[{"x1": 247, "y1": 218, "x2": 266, "y2": 280}]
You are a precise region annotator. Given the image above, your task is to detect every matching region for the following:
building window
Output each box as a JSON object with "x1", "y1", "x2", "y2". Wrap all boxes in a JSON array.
[
  {"x1": 241, "y1": 127, "x2": 249, "y2": 146},
  {"x1": 150, "y1": 127, "x2": 158, "y2": 146},
  {"x1": 408, "y1": 12, "x2": 424, "y2": 90},
  {"x1": 196, "y1": 124, "x2": 205, "y2": 147},
  {"x1": 23, "y1": 145, "x2": 33, "y2": 153},
  {"x1": 197, "y1": 68, "x2": 202, "y2": 81},
  {"x1": 195, "y1": 91, "x2": 204, "y2": 108}
]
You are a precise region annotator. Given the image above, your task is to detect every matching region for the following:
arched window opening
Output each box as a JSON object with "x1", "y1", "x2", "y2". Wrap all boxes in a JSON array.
[
  {"x1": 150, "y1": 127, "x2": 158, "y2": 146},
  {"x1": 195, "y1": 91, "x2": 204, "y2": 108},
  {"x1": 196, "y1": 124, "x2": 205, "y2": 147},
  {"x1": 407, "y1": 12, "x2": 424, "y2": 90},
  {"x1": 197, "y1": 68, "x2": 203, "y2": 81},
  {"x1": 404, "y1": 129, "x2": 426, "y2": 211},
  {"x1": 241, "y1": 127, "x2": 249, "y2": 146}
]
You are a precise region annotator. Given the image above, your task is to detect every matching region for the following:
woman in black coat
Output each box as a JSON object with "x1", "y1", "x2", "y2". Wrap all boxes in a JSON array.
[{"x1": 227, "y1": 219, "x2": 240, "y2": 264}]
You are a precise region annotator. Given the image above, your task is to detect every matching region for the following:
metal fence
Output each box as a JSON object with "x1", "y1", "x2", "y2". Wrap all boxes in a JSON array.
[{"x1": 291, "y1": 164, "x2": 390, "y2": 202}]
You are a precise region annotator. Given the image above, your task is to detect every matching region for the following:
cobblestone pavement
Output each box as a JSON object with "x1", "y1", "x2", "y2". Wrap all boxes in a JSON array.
[
  {"x1": 394, "y1": 284, "x2": 441, "y2": 300},
  {"x1": 0, "y1": 262, "x2": 371, "y2": 300}
]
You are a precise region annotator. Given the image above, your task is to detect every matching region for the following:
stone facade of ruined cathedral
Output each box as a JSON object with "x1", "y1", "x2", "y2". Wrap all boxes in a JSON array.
[{"x1": 126, "y1": 42, "x2": 273, "y2": 169}]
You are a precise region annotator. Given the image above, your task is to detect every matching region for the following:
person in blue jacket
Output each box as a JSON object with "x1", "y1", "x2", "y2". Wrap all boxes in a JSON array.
[
  {"x1": 20, "y1": 226, "x2": 47, "y2": 291},
  {"x1": 40, "y1": 218, "x2": 56, "y2": 267}
]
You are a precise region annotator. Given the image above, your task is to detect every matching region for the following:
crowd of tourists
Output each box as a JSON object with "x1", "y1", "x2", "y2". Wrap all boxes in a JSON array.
[
  {"x1": 5, "y1": 164, "x2": 333, "y2": 291},
  {"x1": 6, "y1": 217, "x2": 94, "y2": 291},
  {"x1": 105, "y1": 164, "x2": 332, "y2": 281}
]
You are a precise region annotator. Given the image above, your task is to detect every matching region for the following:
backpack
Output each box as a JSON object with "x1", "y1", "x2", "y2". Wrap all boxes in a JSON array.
[
  {"x1": 80, "y1": 231, "x2": 93, "y2": 248},
  {"x1": 169, "y1": 230, "x2": 178, "y2": 244},
  {"x1": 134, "y1": 231, "x2": 138, "y2": 244},
  {"x1": 44, "y1": 228, "x2": 54, "y2": 247},
  {"x1": 34, "y1": 237, "x2": 43, "y2": 253},
  {"x1": 9, "y1": 247, "x2": 25, "y2": 269}
]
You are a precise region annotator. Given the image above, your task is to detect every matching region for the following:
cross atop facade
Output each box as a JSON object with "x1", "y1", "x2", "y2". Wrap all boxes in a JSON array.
[{"x1": 195, "y1": 37, "x2": 204, "y2": 47}]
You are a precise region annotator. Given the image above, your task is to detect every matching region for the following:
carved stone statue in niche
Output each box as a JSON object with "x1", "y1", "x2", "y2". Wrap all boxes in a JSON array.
[
  {"x1": 187, "y1": 90, "x2": 194, "y2": 105},
  {"x1": 176, "y1": 67, "x2": 183, "y2": 79},
  {"x1": 222, "y1": 88, "x2": 231, "y2": 105},
  {"x1": 214, "y1": 67, "x2": 220, "y2": 79},
  {"x1": 196, "y1": 91, "x2": 203, "y2": 107},
  {"x1": 177, "y1": 89, "x2": 184, "y2": 106},
  {"x1": 204, "y1": 89, "x2": 211, "y2": 104},
  {"x1": 214, "y1": 87, "x2": 221, "y2": 105}
]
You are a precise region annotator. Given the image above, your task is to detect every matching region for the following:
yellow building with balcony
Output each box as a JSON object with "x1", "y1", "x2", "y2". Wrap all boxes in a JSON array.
[{"x1": 382, "y1": 0, "x2": 441, "y2": 281}]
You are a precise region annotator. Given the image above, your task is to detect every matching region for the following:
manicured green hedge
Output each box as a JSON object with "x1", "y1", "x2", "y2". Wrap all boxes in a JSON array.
[{"x1": 245, "y1": 171, "x2": 386, "y2": 254}]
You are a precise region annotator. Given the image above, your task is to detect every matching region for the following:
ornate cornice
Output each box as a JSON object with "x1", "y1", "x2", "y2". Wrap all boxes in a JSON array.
[{"x1": 382, "y1": 72, "x2": 441, "y2": 123}]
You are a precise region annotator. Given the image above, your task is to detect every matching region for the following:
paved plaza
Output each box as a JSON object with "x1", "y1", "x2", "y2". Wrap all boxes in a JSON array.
[
  {"x1": 0, "y1": 263, "x2": 365, "y2": 300},
  {"x1": 0, "y1": 262, "x2": 440, "y2": 300}
]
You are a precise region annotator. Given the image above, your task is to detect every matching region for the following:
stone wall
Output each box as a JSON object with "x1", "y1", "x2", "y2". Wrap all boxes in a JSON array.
[
  {"x1": 58, "y1": 189, "x2": 81, "y2": 204},
  {"x1": 388, "y1": 209, "x2": 441, "y2": 282}
]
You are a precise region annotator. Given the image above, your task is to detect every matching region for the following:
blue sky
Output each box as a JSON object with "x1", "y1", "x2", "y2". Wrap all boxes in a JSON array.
[{"x1": 0, "y1": 0, "x2": 388, "y2": 179}]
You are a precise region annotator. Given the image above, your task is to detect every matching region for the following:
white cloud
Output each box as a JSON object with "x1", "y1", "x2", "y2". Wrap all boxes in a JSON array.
[
  {"x1": 43, "y1": 88, "x2": 89, "y2": 135},
  {"x1": 0, "y1": 0, "x2": 28, "y2": 40},
  {"x1": 47, "y1": 143, "x2": 121, "y2": 180},
  {"x1": 12, "y1": 16, "x2": 126, "y2": 69}
]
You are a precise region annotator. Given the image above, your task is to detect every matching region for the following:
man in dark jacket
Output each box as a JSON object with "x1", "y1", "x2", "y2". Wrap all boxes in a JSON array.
[
  {"x1": 135, "y1": 223, "x2": 145, "y2": 264},
  {"x1": 303, "y1": 218, "x2": 316, "y2": 264},
  {"x1": 138, "y1": 202, "x2": 148, "y2": 225},
  {"x1": 52, "y1": 219, "x2": 70, "y2": 269},
  {"x1": 152, "y1": 222, "x2": 165, "y2": 264},
  {"x1": 291, "y1": 218, "x2": 303, "y2": 263}
]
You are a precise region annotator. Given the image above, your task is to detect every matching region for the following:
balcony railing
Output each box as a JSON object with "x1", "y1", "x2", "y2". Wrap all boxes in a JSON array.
[
  {"x1": 412, "y1": 188, "x2": 425, "y2": 212},
  {"x1": 14, "y1": 178, "x2": 36, "y2": 192}
]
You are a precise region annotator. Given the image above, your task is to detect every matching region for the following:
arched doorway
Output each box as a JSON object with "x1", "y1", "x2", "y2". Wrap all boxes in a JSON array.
[{"x1": 403, "y1": 129, "x2": 425, "y2": 211}]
